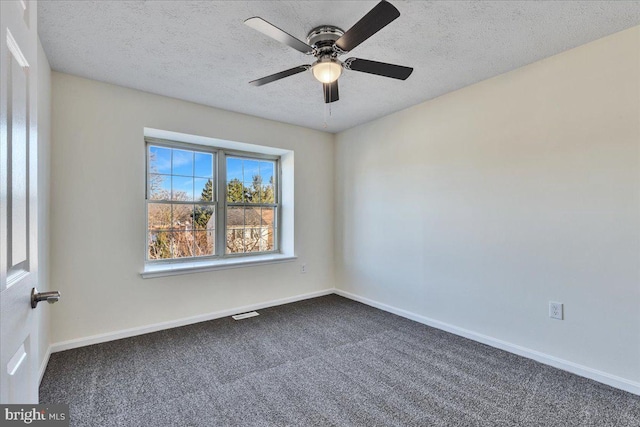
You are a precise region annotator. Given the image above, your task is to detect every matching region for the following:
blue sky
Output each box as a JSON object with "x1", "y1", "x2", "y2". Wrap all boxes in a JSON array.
[
  {"x1": 227, "y1": 157, "x2": 274, "y2": 184},
  {"x1": 149, "y1": 146, "x2": 213, "y2": 177},
  {"x1": 149, "y1": 147, "x2": 274, "y2": 200}
]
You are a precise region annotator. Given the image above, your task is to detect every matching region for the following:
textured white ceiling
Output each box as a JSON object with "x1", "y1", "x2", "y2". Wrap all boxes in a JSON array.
[{"x1": 38, "y1": 1, "x2": 640, "y2": 133}]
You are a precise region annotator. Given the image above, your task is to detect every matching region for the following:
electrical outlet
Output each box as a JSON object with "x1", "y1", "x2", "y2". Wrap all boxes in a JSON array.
[
  {"x1": 300, "y1": 263, "x2": 307, "y2": 274},
  {"x1": 549, "y1": 302, "x2": 563, "y2": 320}
]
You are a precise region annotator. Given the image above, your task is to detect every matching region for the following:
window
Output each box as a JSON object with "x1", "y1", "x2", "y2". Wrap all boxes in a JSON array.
[
  {"x1": 146, "y1": 139, "x2": 280, "y2": 262},
  {"x1": 225, "y1": 156, "x2": 277, "y2": 254}
]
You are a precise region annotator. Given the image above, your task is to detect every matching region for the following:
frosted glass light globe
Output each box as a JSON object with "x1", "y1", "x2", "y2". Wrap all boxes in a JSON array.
[{"x1": 312, "y1": 59, "x2": 342, "y2": 83}]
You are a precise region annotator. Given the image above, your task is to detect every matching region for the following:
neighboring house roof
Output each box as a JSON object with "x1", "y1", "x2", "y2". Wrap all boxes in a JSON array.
[{"x1": 227, "y1": 207, "x2": 274, "y2": 228}]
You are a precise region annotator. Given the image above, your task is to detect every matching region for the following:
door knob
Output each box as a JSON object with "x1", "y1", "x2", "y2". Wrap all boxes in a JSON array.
[{"x1": 31, "y1": 288, "x2": 61, "y2": 309}]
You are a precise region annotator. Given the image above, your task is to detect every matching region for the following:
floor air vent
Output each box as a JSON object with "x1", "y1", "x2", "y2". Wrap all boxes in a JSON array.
[{"x1": 232, "y1": 311, "x2": 259, "y2": 320}]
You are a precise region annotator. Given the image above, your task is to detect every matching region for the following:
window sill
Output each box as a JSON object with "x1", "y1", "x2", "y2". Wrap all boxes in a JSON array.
[{"x1": 141, "y1": 254, "x2": 297, "y2": 279}]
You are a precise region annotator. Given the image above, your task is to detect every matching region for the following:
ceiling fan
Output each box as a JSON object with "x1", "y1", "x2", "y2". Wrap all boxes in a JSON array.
[{"x1": 244, "y1": 0, "x2": 413, "y2": 104}]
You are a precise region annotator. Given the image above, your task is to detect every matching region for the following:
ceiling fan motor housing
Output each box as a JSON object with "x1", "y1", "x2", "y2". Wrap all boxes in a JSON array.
[{"x1": 307, "y1": 25, "x2": 345, "y2": 56}]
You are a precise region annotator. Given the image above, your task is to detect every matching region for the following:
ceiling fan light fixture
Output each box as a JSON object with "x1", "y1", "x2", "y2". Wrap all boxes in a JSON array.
[
  {"x1": 245, "y1": 1, "x2": 413, "y2": 102},
  {"x1": 312, "y1": 58, "x2": 342, "y2": 84}
]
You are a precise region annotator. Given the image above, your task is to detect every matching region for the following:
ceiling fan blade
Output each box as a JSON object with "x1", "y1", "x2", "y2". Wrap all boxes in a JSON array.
[
  {"x1": 345, "y1": 58, "x2": 413, "y2": 80},
  {"x1": 335, "y1": 1, "x2": 400, "y2": 53},
  {"x1": 323, "y1": 81, "x2": 339, "y2": 103},
  {"x1": 249, "y1": 65, "x2": 310, "y2": 87},
  {"x1": 245, "y1": 17, "x2": 313, "y2": 54}
]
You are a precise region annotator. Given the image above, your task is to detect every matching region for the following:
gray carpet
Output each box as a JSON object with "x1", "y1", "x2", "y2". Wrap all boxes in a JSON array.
[{"x1": 40, "y1": 295, "x2": 640, "y2": 426}]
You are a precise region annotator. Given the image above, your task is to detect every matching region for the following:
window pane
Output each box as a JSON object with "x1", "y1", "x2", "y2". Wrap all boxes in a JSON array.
[
  {"x1": 245, "y1": 207, "x2": 261, "y2": 227},
  {"x1": 148, "y1": 230, "x2": 172, "y2": 260},
  {"x1": 244, "y1": 181, "x2": 259, "y2": 203},
  {"x1": 245, "y1": 208, "x2": 263, "y2": 253},
  {"x1": 195, "y1": 230, "x2": 214, "y2": 256},
  {"x1": 173, "y1": 231, "x2": 195, "y2": 258},
  {"x1": 226, "y1": 157, "x2": 243, "y2": 181},
  {"x1": 148, "y1": 203, "x2": 171, "y2": 229},
  {"x1": 172, "y1": 204, "x2": 193, "y2": 229},
  {"x1": 226, "y1": 206, "x2": 244, "y2": 253},
  {"x1": 260, "y1": 161, "x2": 274, "y2": 185},
  {"x1": 260, "y1": 227, "x2": 275, "y2": 252},
  {"x1": 261, "y1": 183, "x2": 275, "y2": 203},
  {"x1": 194, "y1": 204, "x2": 214, "y2": 230},
  {"x1": 149, "y1": 174, "x2": 171, "y2": 200},
  {"x1": 259, "y1": 227, "x2": 275, "y2": 252},
  {"x1": 227, "y1": 206, "x2": 244, "y2": 228},
  {"x1": 260, "y1": 207, "x2": 275, "y2": 227},
  {"x1": 261, "y1": 208, "x2": 275, "y2": 252},
  {"x1": 172, "y1": 149, "x2": 194, "y2": 176},
  {"x1": 149, "y1": 146, "x2": 171, "y2": 174},
  {"x1": 226, "y1": 229, "x2": 244, "y2": 253},
  {"x1": 195, "y1": 178, "x2": 213, "y2": 202},
  {"x1": 227, "y1": 179, "x2": 244, "y2": 202},
  {"x1": 245, "y1": 228, "x2": 262, "y2": 252},
  {"x1": 172, "y1": 176, "x2": 194, "y2": 201},
  {"x1": 243, "y1": 160, "x2": 260, "y2": 181},
  {"x1": 194, "y1": 152, "x2": 213, "y2": 178}
]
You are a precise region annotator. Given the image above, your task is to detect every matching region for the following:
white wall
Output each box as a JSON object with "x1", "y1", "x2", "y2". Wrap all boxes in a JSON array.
[
  {"x1": 50, "y1": 73, "x2": 334, "y2": 344},
  {"x1": 37, "y1": 39, "x2": 51, "y2": 378},
  {"x1": 335, "y1": 27, "x2": 640, "y2": 384}
]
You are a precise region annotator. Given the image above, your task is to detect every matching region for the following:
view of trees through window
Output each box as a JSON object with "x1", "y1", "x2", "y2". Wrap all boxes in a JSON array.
[
  {"x1": 226, "y1": 157, "x2": 276, "y2": 254},
  {"x1": 147, "y1": 145, "x2": 215, "y2": 260},
  {"x1": 146, "y1": 143, "x2": 278, "y2": 260}
]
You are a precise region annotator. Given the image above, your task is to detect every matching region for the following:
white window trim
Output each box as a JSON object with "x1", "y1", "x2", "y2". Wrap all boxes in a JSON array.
[
  {"x1": 141, "y1": 254, "x2": 297, "y2": 279},
  {"x1": 141, "y1": 128, "x2": 295, "y2": 279}
]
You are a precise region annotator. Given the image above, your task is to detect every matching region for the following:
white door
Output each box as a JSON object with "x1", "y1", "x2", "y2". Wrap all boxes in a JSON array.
[{"x1": 0, "y1": 0, "x2": 40, "y2": 404}]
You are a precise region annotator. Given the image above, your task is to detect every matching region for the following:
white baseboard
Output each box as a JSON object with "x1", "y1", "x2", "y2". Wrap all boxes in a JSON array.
[
  {"x1": 38, "y1": 345, "x2": 52, "y2": 385},
  {"x1": 334, "y1": 289, "x2": 640, "y2": 396},
  {"x1": 50, "y1": 288, "x2": 335, "y2": 353}
]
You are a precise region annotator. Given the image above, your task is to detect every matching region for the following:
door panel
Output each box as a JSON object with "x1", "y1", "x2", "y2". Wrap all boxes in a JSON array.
[
  {"x1": 8, "y1": 29, "x2": 30, "y2": 276},
  {"x1": 0, "y1": 0, "x2": 39, "y2": 404},
  {"x1": 7, "y1": 343, "x2": 30, "y2": 403}
]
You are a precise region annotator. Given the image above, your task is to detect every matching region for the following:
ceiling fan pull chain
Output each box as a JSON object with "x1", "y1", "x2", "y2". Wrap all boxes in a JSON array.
[{"x1": 324, "y1": 103, "x2": 328, "y2": 128}]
